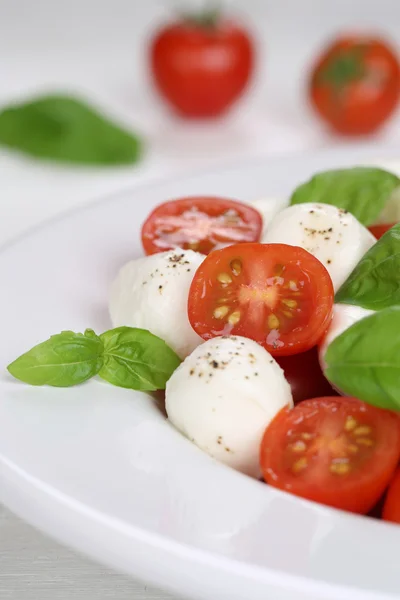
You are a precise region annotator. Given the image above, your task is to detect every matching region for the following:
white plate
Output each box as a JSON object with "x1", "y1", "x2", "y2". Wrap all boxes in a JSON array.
[{"x1": 1, "y1": 147, "x2": 400, "y2": 600}]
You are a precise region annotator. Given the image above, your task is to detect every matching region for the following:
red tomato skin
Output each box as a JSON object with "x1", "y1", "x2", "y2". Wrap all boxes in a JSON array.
[
  {"x1": 141, "y1": 197, "x2": 262, "y2": 256},
  {"x1": 276, "y1": 347, "x2": 339, "y2": 405},
  {"x1": 260, "y1": 397, "x2": 400, "y2": 514},
  {"x1": 383, "y1": 468, "x2": 400, "y2": 523},
  {"x1": 150, "y1": 20, "x2": 255, "y2": 117},
  {"x1": 368, "y1": 223, "x2": 396, "y2": 240},
  {"x1": 310, "y1": 37, "x2": 400, "y2": 135},
  {"x1": 188, "y1": 243, "x2": 334, "y2": 357}
]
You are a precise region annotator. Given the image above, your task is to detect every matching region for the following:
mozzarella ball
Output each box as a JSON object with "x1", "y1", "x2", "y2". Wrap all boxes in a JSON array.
[
  {"x1": 166, "y1": 336, "x2": 293, "y2": 478},
  {"x1": 109, "y1": 249, "x2": 204, "y2": 359},
  {"x1": 262, "y1": 203, "x2": 376, "y2": 290},
  {"x1": 319, "y1": 303, "x2": 375, "y2": 370},
  {"x1": 246, "y1": 197, "x2": 288, "y2": 237}
]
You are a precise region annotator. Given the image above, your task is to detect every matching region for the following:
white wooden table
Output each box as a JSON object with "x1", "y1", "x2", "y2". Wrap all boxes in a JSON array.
[{"x1": 2, "y1": 0, "x2": 400, "y2": 598}]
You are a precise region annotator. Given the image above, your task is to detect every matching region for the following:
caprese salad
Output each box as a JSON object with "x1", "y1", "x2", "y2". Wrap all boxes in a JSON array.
[{"x1": 8, "y1": 165, "x2": 400, "y2": 524}]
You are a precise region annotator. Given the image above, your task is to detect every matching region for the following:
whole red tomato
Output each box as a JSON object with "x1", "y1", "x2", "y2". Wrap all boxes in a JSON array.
[
  {"x1": 309, "y1": 36, "x2": 400, "y2": 135},
  {"x1": 150, "y1": 12, "x2": 254, "y2": 117}
]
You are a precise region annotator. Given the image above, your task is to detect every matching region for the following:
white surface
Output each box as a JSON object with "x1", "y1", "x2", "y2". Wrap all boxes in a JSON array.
[
  {"x1": 2, "y1": 149, "x2": 400, "y2": 600},
  {"x1": 2, "y1": 1, "x2": 400, "y2": 598}
]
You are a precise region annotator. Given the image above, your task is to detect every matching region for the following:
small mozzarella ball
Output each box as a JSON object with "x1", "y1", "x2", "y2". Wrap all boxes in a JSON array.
[
  {"x1": 166, "y1": 336, "x2": 293, "y2": 478},
  {"x1": 319, "y1": 303, "x2": 375, "y2": 370},
  {"x1": 109, "y1": 249, "x2": 204, "y2": 359},
  {"x1": 262, "y1": 203, "x2": 376, "y2": 290},
  {"x1": 246, "y1": 197, "x2": 288, "y2": 237}
]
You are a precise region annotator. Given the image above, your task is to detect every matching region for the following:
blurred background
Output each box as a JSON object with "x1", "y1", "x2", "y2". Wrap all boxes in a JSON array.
[
  {"x1": 1, "y1": 0, "x2": 400, "y2": 245},
  {"x1": 1, "y1": 0, "x2": 400, "y2": 599}
]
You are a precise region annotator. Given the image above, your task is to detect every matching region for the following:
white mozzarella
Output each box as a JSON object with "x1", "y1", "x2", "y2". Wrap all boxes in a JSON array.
[
  {"x1": 109, "y1": 249, "x2": 204, "y2": 359},
  {"x1": 319, "y1": 303, "x2": 374, "y2": 370},
  {"x1": 262, "y1": 203, "x2": 376, "y2": 290},
  {"x1": 246, "y1": 197, "x2": 288, "y2": 237},
  {"x1": 165, "y1": 336, "x2": 293, "y2": 479}
]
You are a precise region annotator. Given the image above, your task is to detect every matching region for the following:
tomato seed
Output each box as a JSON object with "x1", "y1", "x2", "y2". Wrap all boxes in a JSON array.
[
  {"x1": 348, "y1": 444, "x2": 359, "y2": 454},
  {"x1": 356, "y1": 438, "x2": 374, "y2": 447},
  {"x1": 301, "y1": 432, "x2": 313, "y2": 440},
  {"x1": 213, "y1": 306, "x2": 229, "y2": 319},
  {"x1": 290, "y1": 440, "x2": 307, "y2": 453},
  {"x1": 353, "y1": 425, "x2": 372, "y2": 436},
  {"x1": 268, "y1": 314, "x2": 280, "y2": 329},
  {"x1": 292, "y1": 457, "x2": 308, "y2": 473},
  {"x1": 230, "y1": 259, "x2": 242, "y2": 276},
  {"x1": 217, "y1": 272, "x2": 232, "y2": 284},
  {"x1": 330, "y1": 462, "x2": 351, "y2": 475},
  {"x1": 344, "y1": 416, "x2": 358, "y2": 431},
  {"x1": 228, "y1": 311, "x2": 241, "y2": 325},
  {"x1": 282, "y1": 299, "x2": 297, "y2": 309}
]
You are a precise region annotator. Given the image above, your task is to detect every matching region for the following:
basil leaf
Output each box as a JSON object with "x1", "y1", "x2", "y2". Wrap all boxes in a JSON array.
[
  {"x1": 7, "y1": 330, "x2": 104, "y2": 387},
  {"x1": 0, "y1": 94, "x2": 142, "y2": 165},
  {"x1": 336, "y1": 223, "x2": 400, "y2": 309},
  {"x1": 325, "y1": 307, "x2": 400, "y2": 411},
  {"x1": 99, "y1": 327, "x2": 181, "y2": 391},
  {"x1": 290, "y1": 167, "x2": 400, "y2": 226}
]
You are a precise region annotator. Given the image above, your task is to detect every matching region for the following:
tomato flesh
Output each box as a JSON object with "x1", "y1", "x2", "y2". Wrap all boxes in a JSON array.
[
  {"x1": 188, "y1": 243, "x2": 334, "y2": 356},
  {"x1": 141, "y1": 197, "x2": 262, "y2": 255},
  {"x1": 383, "y1": 467, "x2": 400, "y2": 524},
  {"x1": 368, "y1": 223, "x2": 396, "y2": 240},
  {"x1": 260, "y1": 397, "x2": 400, "y2": 514}
]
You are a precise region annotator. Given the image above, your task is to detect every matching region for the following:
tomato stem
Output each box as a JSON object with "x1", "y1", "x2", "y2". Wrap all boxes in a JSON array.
[
  {"x1": 182, "y1": 3, "x2": 221, "y2": 30},
  {"x1": 317, "y1": 44, "x2": 367, "y2": 90}
]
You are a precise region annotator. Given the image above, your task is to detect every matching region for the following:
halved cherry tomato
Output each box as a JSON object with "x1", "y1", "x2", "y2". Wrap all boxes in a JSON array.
[
  {"x1": 383, "y1": 467, "x2": 400, "y2": 524},
  {"x1": 368, "y1": 222, "x2": 396, "y2": 239},
  {"x1": 188, "y1": 243, "x2": 334, "y2": 356},
  {"x1": 141, "y1": 197, "x2": 262, "y2": 255},
  {"x1": 276, "y1": 347, "x2": 338, "y2": 404},
  {"x1": 260, "y1": 397, "x2": 400, "y2": 514}
]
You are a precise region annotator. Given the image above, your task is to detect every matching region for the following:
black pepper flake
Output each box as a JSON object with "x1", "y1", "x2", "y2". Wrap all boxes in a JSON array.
[
  {"x1": 211, "y1": 360, "x2": 219, "y2": 368},
  {"x1": 327, "y1": 259, "x2": 332, "y2": 264},
  {"x1": 225, "y1": 447, "x2": 231, "y2": 453},
  {"x1": 269, "y1": 359, "x2": 274, "y2": 363},
  {"x1": 198, "y1": 372, "x2": 203, "y2": 377},
  {"x1": 324, "y1": 236, "x2": 330, "y2": 240},
  {"x1": 234, "y1": 352, "x2": 239, "y2": 356},
  {"x1": 309, "y1": 210, "x2": 314, "y2": 214},
  {"x1": 189, "y1": 369, "x2": 195, "y2": 376},
  {"x1": 254, "y1": 372, "x2": 259, "y2": 376},
  {"x1": 245, "y1": 375, "x2": 250, "y2": 380},
  {"x1": 328, "y1": 228, "x2": 333, "y2": 232},
  {"x1": 159, "y1": 285, "x2": 163, "y2": 289},
  {"x1": 187, "y1": 268, "x2": 191, "y2": 272}
]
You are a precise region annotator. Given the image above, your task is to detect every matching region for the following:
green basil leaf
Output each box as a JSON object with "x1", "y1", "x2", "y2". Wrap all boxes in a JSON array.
[
  {"x1": 0, "y1": 95, "x2": 142, "y2": 165},
  {"x1": 336, "y1": 223, "x2": 400, "y2": 309},
  {"x1": 325, "y1": 307, "x2": 400, "y2": 411},
  {"x1": 290, "y1": 167, "x2": 400, "y2": 225},
  {"x1": 99, "y1": 327, "x2": 181, "y2": 391},
  {"x1": 7, "y1": 330, "x2": 104, "y2": 387}
]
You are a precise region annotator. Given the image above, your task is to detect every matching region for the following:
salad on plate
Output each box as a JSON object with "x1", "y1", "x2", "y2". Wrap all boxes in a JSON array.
[{"x1": 8, "y1": 164, "x2": 400, "y2": 524}]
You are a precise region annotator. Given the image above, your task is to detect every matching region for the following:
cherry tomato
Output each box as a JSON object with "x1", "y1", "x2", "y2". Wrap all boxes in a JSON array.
[
  {"x1": 382, "y1": 468, "x2": 400, "y2": 524},
  {"x1": 141, "y1": 197, "x2": 262, "y2": 256},
  {"x1": 368, "y1": 222, "x2": 396, "y2": 239},
  {"x1": 260, "y1": 397, "x2": 400, "y2": 514},
  {"x1": 310, "y1": 36, "x2": 400, "y2": 135},
  {"x1": 150, "y1": 14, "x2": 254, "y2": 117},
  {"x1": 188, "y1": 243, "x2": 334, "y2": 356},
  {"x1": 276, "y1": 347, "x2": 338, "y2": 404}
]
